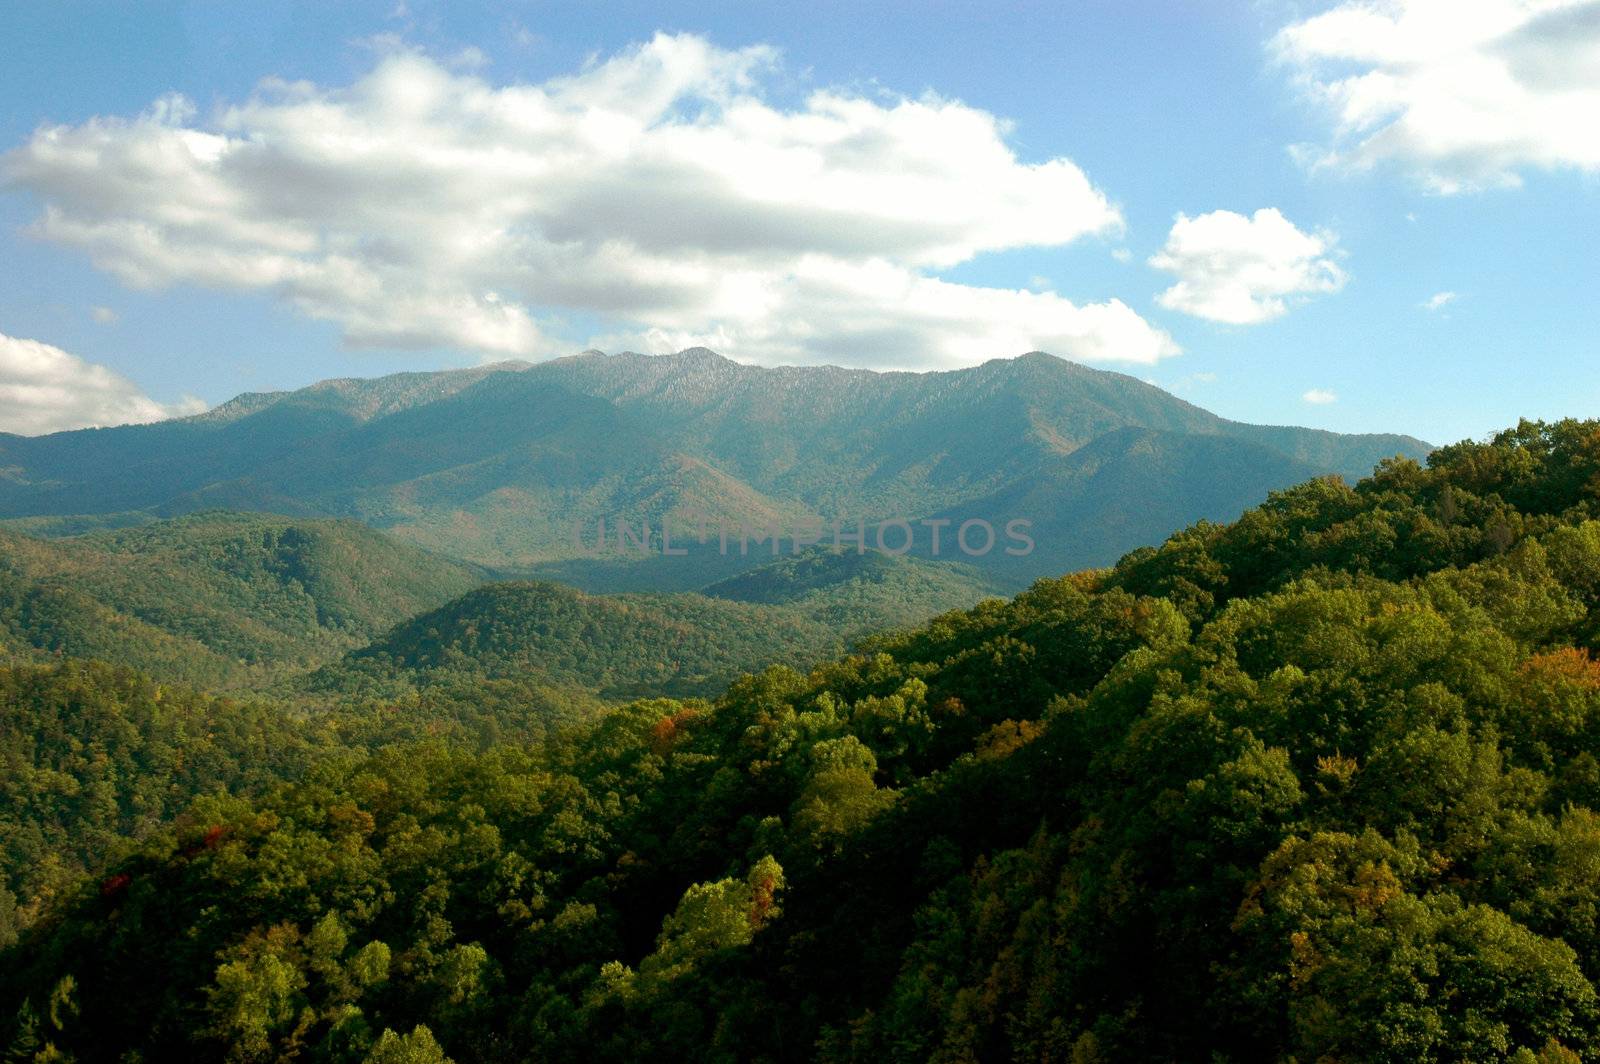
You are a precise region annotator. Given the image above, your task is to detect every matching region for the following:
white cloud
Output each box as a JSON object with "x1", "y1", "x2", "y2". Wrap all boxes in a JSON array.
[
  {"x1": 1303, "y1": 388, "x2": 1338, "y2": 404},
  {"x1": 89, "y1": 305, "x2": 119, "y2": 324},
  {"x1": 0, "y1": 331, "x2": 205, "y2": 435},
  {"x1": 1421, "y1": 290, "x2": 1458, "y2": 311},
  {"x1": 1275, "y1": 0, "x2": 1600, "y2": 193},
  {"x1": 1148, "y1": 208, "x2": 1346, "y2": 324},
  {"x1": 589, "y1": 262, "x2": 1172, "y2": 369},
  {"x1": 1, "y1": 34, "x2": 1176, "y2": 369}
]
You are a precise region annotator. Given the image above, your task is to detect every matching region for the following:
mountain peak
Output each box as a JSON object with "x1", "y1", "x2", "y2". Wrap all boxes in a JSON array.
[
  {"x1": 670, "y1": 346, "x2": 738, "y2": 366},
  {"x1": 0, "y1": 345, "x2": 1431, "y2": 580}
]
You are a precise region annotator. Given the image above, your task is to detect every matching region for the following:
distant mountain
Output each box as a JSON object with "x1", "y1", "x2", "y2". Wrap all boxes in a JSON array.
[
  {"x1": 925, "y1": 426, "x2": 1333, "y2": 581},
  {"x1": 180, "y1": 360, "x2": 534, "y2": 426},
  {"x1": 0, "y1": 350, "x2": 1430, "y2": 586},
  {"x1": 0, "y1": 513, "x2": 483, "y2": 688}
]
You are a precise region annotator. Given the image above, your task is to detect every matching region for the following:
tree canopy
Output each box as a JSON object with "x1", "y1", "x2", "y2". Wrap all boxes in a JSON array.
[{"x1": 4, "y1": 417, "x2": 1600, "y2": 1061}]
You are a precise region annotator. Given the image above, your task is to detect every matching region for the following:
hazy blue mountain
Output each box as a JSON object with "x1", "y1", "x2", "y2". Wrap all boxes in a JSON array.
[
  {"x1": 919, "y1": 426, "x2": 1334, "y2": 581},
  {"x1": 0, "y1": 349, "x2": 1430, "y2": 585}
]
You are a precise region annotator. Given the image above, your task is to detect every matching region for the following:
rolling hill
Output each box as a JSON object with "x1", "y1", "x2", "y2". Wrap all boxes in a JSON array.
[
  {"x1": 0, "y1": 513, "x2": 484, "y2": 688},
  {"x1": 0, "y1": 513, "x2": 1004, "y2": 701},
  {"x1": 306, "y1": 580, "x2": 842, "y2": 701},
  {"x1": 307, "y1": 546, "x2": 999, "y2": 703}
]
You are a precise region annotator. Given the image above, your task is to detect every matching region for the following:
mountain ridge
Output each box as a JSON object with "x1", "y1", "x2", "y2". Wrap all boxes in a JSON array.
[{"x1": 0, "y1": 349, "x2": 1430, "y2": 583}]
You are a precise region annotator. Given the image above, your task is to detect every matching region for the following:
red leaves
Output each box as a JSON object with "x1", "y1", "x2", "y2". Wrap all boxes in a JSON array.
[
  {"x1": 179, "y1": 824, "x2": 230, "y2": 859},
  {"x1": 747, "y1": 872, "x2": 779, "y2": 930}
]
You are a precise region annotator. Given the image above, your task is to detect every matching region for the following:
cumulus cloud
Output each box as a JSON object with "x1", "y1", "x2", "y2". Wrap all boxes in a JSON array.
[
  {"x1": 1148, "y1": 208, "x2": 1345, "y2": 324},
  {"x1": 1, "y1": 34, "x2": 1176, "y2": 369},
  {"x1": 1275, "y1": 0, "x2": 1600, "y2": 192},
  {"x1": 1303, "y1": 388, "x2": 1338, "y2": 404},
  {"x1": 0, "y1": 331, "x2": 205, "y2": 435},
  {"x1": 589, "y1": 262, "x2": 1171, "y2": 369},
  {"x1": 89, "y1": 306, "x2": 119, "y2": 324},
  {"x1": 1421, "y1": 290, "x2": 1457, "y2": 311}
]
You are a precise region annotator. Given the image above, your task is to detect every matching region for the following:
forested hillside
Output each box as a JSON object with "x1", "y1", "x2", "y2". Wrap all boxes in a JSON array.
[
  {"x1": 305, "y1": 551, "x2": 997, "y2": 705},
  {"x1": 307, "y1": 580, "x2": 841, "y2": 701},
  {"x1": 3, "y1": 417, "x2": 1597, "y2": 1062},
  {"x1": 0, "y1": 514, "x2": 483, "y2": 688},
  {"x1": 700, "y1": 546, "x2": 1001, "y2": 629},
  {"x1": 0, "y1": 662, "x2": 341, "y2": 945}
]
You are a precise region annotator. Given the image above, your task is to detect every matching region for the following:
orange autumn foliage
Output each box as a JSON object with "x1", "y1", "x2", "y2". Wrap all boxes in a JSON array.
[
  {"x1": 1522, "y1": 648, "x2": 1600, "y2": 691},
  {"x1": 650, "y1": 707, "x2": 703, "y2": 756}
]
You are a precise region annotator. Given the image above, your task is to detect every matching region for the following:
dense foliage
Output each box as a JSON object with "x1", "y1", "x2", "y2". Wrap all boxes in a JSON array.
[
  {"x1": 4, "y1": 418, "x2": 1600, "y2": 1062},
  {"x1": 0, "y1": 658, "x2": 615, "y2": 956},
  {"x1": 0, "y1": 661, "x2": 336, "y2": 946}
]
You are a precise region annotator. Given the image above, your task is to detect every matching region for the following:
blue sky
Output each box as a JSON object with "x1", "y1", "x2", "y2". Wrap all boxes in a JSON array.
[{"x1": 1, "y1": 0, "x2": 1596, "y2": 445}]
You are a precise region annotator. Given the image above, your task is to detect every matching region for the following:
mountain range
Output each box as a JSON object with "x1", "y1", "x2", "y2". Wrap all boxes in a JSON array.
[{"x1": 0, "y1": 349, "x2": 1430, "y2": 587}]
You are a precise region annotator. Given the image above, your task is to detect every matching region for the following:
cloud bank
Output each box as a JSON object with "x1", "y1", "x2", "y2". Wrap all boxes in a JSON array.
[
  {"x1": 1149, "y1": 208, "x2": 1345, "y2": 325},
  {"x1": 0, "y1": 332, "x2": 204, "y2": 435},
  {"x1": 2, "y1": 34, "x2": 1178, "y2": 369},
  {"x1": 1276, "y1": 0, "x2": 1600, "y2": 192}
]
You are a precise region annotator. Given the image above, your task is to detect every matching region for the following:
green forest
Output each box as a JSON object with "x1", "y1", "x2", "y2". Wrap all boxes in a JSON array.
[
  {"x1": 5, "y1": 418, "x2": 1600, "y2": 1061},
  {"x1": 0, "y1": 514, "x2": 484, "y2": 690}
]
